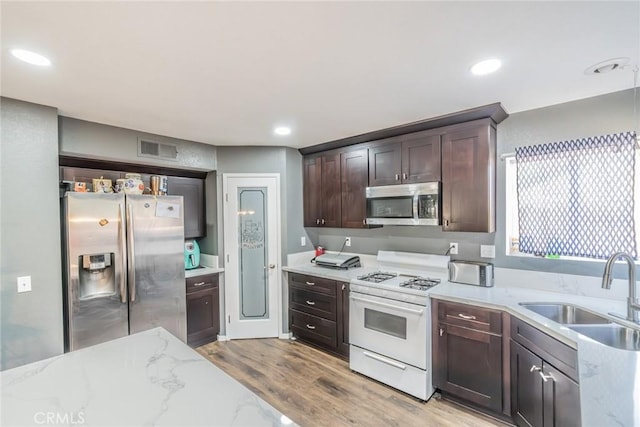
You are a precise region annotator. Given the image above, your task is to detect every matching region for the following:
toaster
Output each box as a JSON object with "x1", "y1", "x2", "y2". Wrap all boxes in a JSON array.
[{"x1": 448, "y1": 260, "x2": 494, "y2": 287}]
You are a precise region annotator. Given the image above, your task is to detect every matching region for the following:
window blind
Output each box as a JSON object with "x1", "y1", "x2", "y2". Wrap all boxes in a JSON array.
[{"x1": 516, "y1": 131, "x2": 637, "y2": 259}]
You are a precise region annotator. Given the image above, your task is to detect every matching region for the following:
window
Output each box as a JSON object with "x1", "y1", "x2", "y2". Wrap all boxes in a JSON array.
[{"x1": 505, "y1": 131, "x2": 638, "y2": 260}]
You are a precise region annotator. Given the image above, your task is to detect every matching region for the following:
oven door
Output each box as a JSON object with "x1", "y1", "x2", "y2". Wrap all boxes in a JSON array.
[{"x1": 349, "y1": 291, "x2": 427, "y2": 369}]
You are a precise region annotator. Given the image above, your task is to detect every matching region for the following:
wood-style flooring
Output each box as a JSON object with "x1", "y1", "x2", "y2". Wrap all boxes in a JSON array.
[{"x1": 196, "y1": 338, "x2": 505, "y2": 427}]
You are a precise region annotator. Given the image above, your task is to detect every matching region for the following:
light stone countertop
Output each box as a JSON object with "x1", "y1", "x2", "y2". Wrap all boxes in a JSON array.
[
  {"x1": 284, "y1": 255, "x2": 639, "y2": 427},
  {"x1": 0, "y1": 328, "x2": 295, "y2": 427},
  {"x1": 185, "y1": 266, "x2": 224, "y2": 278}
]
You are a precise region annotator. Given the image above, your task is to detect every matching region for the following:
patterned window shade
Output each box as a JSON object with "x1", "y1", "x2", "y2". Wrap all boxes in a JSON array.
[{"x1": 516, "y1": 131, "x2": 637, "y2": 259}]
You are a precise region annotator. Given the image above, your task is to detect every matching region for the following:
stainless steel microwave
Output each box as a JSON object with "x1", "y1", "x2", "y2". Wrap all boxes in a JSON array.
[{"x1": 365, "y1": 182, "x2": 441, "y2": 226}]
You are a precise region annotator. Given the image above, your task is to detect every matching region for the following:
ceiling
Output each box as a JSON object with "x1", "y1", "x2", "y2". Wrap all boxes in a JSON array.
[{"x1": 2, "y1": 1, "x2": 639, "y2": 149}]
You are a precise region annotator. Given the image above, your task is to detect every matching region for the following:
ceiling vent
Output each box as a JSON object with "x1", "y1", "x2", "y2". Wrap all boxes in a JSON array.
[
  {"x1": 584, "y1": 57, "x2": 630, "y2": 75},
  {"x1": 138, "y1": 138, "x2": 178, "y2": 161}
]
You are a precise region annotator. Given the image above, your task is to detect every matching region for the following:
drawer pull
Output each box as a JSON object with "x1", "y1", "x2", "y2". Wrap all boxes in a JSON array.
[
  {"x1": 193, "y1": 281, "x2": 206, "y2": 287},
  {"x1": 458, "y1": 313, "x2": 476, "y2": 320},
  {"x1": 305, "y1": 300, "x2": 316, "y2": 306},
  {"x1": 395, "y1": 174, "x2": 400, "y2": 181},
  {"x1": 305, "y1": 281, "x2": 315, "y2": 286},
  {"x1": 363, "y1": 351, "x2": 406, "y2": 370},
  {"x1": 306, "y1": 324, "x2": 316, "y2": 330}
]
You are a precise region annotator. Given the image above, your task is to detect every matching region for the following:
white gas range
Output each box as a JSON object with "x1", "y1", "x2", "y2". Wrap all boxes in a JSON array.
[{"x1": 349, "y1": 251, "x2": 450, "y2": 401}]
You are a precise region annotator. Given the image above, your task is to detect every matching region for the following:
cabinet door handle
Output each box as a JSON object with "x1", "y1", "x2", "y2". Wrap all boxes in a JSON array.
[
  {"x1": 316, "y1": 219, "x2": 320, "y2": 225},
  {"x1": 539, "y1": 371, "x2": 556, "y2": 383},
  {"x1": 444, "y1": 219, "x2": 450, "y2": 227},
  {"x1": 305, "y1": 300, "x2": 316, "y2": 306},
  {"x1": 305, "y1": 281, "x2": 315, "y2": 286},
  {"x1": 204, "y1": 301, "x2": 208, "y2": 305},
  {"x1": 194, "y1": 281, "x2": 206, "y2": 287},
  {"x1": 530, "y1": 365, "x2": 542, "y2": 373},
  {"x1": 395, "y1": 174, "x2": 400, "y2": 181},
  {"x1": 439, "y1": 328, "x2": 444, "y2": 337},
  {"x1": 458, "y1": 313, "x2": 476, "y2": 320},
  {"x1": 341, "y1": 283, "x2": 346, "y2": 291},
  {"x1": 363, "y1": 219, "x2": 366, "y2": 225},
  {"x1": 402, "y1": 173, "x2": 407, "y2": 180},
  {"x1": 306, "y1": 324, "x2": 316, "y2": 330}
]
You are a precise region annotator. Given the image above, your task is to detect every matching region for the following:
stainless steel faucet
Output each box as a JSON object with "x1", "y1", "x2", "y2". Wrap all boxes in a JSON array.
[{"x1": 602, "y1": 252, "x2": 640, "y2": 323}]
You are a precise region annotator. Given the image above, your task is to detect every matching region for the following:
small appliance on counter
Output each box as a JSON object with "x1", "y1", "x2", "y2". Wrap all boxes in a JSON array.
[
  {"x1": 314, "y1": 253, "x2": 361, "y2": 269},
  {"x1": 448, "y1": 260, "x2": 494, "y2": 287},
  {"x1": 184, "y1": 239, "x2": 201, "y2": 270}
]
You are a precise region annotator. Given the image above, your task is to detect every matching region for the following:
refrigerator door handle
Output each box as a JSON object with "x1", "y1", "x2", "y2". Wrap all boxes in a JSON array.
[
  {"x1": 118, "y1": 203, "x2": 127, "y2": 303},
  {"x1": 127, "y1": 203, "x2": 136, "y2": 303}
]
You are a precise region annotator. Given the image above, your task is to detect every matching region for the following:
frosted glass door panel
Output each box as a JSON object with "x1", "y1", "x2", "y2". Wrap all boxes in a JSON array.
[{"x1": 238, "y1": 188, "x2": 268, "y2": 319}]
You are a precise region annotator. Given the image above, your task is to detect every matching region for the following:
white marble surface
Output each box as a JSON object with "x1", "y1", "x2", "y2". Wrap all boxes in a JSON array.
[
  {"x1": 185, "y1": 254, "x2": 224, "y2": 278},
  {"x1": 283, "y1": 250, "x2": 379, "y2": 281},
  {"x1": 1, "y1": 328, "x2": 295, "y2": 427}
]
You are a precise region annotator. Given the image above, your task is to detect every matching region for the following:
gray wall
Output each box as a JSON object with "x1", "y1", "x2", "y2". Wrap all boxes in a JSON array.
[
  {"x1": 308, "y1": 88, "x2": 639, "y2": 278},
  {"x1": 214, "y1": 146, "x2": 312, "y2": 334},
  {"x1": 1, "y1": 98, "x2": 64, "y2": 370},
  {"x1": 59, "y1": 116, "x2": 217, "y2": 171}
]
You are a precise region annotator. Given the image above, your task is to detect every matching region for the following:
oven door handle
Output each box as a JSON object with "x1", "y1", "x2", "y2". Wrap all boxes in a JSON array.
[
  {"x1": 363, "y1": 351, "x2": 407, "y2": 370},
  {"x1": 350, "y1": 295, "x2": 424, "y2": 315}
]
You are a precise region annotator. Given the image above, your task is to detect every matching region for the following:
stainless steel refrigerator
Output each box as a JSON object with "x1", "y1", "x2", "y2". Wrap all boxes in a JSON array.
[{"x1": 63, "y1": 192, "x2": 186, "y2": 351}]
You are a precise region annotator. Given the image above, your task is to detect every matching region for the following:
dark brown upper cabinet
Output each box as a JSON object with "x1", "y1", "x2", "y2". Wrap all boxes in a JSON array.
[
  {"x1": 340, "y1": 149, "x2": 369, "y2": 228},
  {"x1": 303, "y1": 153, "x2": 341, "y2": 227},
  {"x1": 369, "y1": 131, "x2": 441, "y2": 187},
  {"x1": 168, "y1": 176, "x2": 206, "y2": 238},
  {"x1": 441, "y1": 121, "x2": 496, "y2": 232}
]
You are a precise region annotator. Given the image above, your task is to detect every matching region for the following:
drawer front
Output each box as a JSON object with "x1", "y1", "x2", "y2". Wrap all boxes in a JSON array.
[
  {"x1": 511, "y1": 316, "x2": 578, "y2": 382},
  {"x1": 290, "y1": 309, "x2": 337, "y2": 348},
  {"x1": 289, "y1": 273, "x2": 336, "y2": 296},
  {"x1": 186, "y1": 273, "x2": 219, "y2": 293},
  {"x1": 290, "y1": 287, "x2": 337, "y2": 321},
  {"x1": 437, "y1": 300, "x2": 502, "y2": 335}
]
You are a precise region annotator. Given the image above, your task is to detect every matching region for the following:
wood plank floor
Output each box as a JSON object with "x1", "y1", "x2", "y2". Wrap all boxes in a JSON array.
[{"x1": 196, "y1": 338, "x2": 505, "y2": 427}]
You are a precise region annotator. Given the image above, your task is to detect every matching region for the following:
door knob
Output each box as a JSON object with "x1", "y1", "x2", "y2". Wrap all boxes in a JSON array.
[{"x1": 268, "y1": 264, "x2": 276, "y2": 269}]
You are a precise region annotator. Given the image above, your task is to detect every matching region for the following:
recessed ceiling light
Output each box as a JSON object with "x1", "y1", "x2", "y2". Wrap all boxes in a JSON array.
[
  {"x1": 470, "y1": 58, "x2": 502, "y2": 76},
  {"x1": 11, "y1": 49, "x2": 51, "y2": 67},
  {"x1": 274, "y1": 126, "x2": 291, "y2": 136}
]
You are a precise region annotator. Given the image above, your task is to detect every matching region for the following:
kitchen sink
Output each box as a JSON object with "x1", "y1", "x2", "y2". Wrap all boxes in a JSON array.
[
  {"x1": 519, "y1": 303, "x2": 612, "y2": 325},
  {"x1": 569, "y1": 324, "x2": 640, "y2": 351}
]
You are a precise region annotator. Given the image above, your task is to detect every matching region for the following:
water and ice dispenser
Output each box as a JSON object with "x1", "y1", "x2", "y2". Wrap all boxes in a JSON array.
[{"x1": 78, "y1": 253, "x2": 116, "y2": 299}]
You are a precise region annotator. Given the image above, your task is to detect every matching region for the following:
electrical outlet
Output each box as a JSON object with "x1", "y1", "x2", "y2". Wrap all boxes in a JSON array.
[
  {"x1": 345, "y1": 237, "x2": 351, "y2": 247},
  {"x1": 301, "y1": 236, "x2": 306, "y2": 247},
  {"x1": 449, "y1": 242, "x2": 458, "y2": 255},
  {"x1": 17, "y1": 276, "x2": 31, "y2": 293},
  {"x1": 481, "y1": 245, "x2": 496, "y2": 258}
]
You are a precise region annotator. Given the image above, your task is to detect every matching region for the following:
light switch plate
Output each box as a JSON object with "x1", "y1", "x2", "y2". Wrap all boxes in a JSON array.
[
  {"x1": 481, "y1": 245, "x2": 496, "y2": 258},
  {"x1": 301, "y1": 236, "x2": 306, "y2": 247},
  {"x1": 17, "y1": 276, "x2": 32, "y2": 293}
]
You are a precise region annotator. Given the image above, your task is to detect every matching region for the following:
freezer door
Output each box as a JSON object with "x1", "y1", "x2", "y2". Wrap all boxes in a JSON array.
[
  {"x1": 64, "y1": 192, "x2": 128, "y2": 351},
  {"x1": 126, "y1": 195, "x2": 186, "y2": 341}
]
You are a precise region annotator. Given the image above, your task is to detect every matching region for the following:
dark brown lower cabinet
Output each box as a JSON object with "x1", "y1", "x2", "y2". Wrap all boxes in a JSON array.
[
  {"x1": 435, "y1": 323, "x2": 503, "y2": 412},
  {"x1": 433, "y1": 300, "x2": 503, "y2": 414},
  {"x1": 510, "y1": 318, "x2": 580, "y2": 427},
  {"x1": 186, "y1": 274, "x2": 220, "y2": 347},
  {"x1": 288, "y1": 273, "x2": 348, "y2": 358}
]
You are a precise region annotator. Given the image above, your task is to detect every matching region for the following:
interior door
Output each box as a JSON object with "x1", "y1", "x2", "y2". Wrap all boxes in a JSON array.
[{"x1": 223, "y1": 174, "x2": 281, "y2": 339}]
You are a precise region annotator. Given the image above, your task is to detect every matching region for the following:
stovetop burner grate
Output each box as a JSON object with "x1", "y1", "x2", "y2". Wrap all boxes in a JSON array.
[
  {"x1": 399, "y1": 277, "x2": 441, "y2": 290},
  {"x1": 356, "y1": 271, "x2": 398, "y2": 283}
]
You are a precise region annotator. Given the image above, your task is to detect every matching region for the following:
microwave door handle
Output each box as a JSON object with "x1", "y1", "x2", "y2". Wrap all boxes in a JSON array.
[{"x1": 413, "y1": 194, "x2": 419, "y2": 220}]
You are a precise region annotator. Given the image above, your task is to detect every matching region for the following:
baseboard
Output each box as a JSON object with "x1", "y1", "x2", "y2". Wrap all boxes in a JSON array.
[
  {"x1": 217, "y1": 334, "x2": 229, "y2": 342},
  {"x1": 279, "y1": 332, "x2": 292, "y2": 340}
]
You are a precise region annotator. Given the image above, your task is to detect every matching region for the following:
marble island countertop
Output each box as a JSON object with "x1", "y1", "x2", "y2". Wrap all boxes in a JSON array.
[{"x1": 1, "y1": 328, "x2": 295, "y2": 427}]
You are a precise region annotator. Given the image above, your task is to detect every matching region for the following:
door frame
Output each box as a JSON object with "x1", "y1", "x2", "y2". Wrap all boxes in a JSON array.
[{"x1": 221, "y1": 173, "x2": 282, "y2": 340}]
